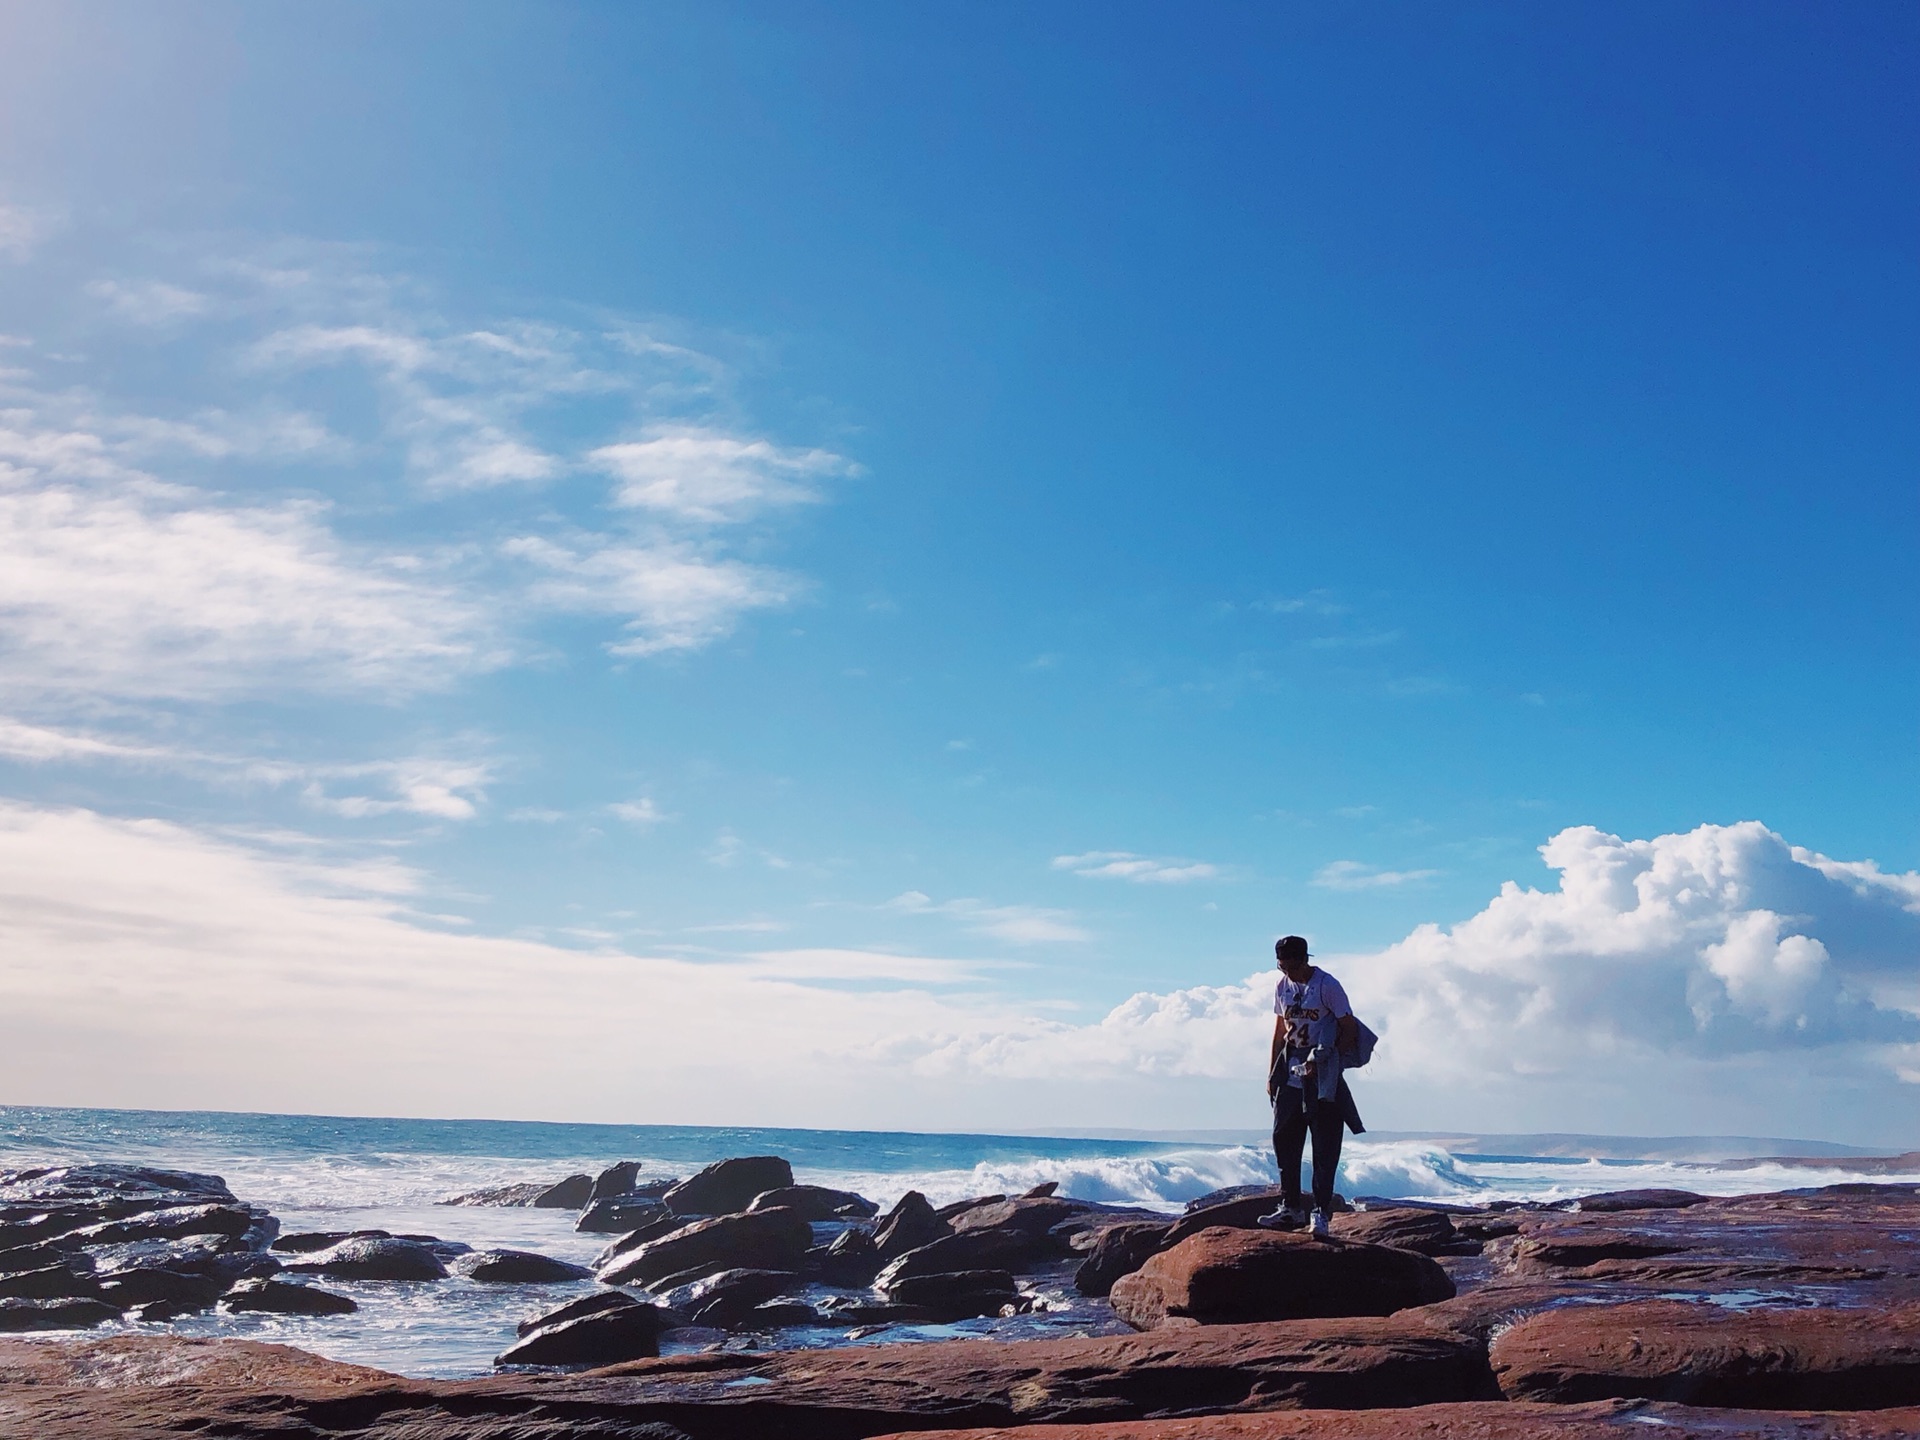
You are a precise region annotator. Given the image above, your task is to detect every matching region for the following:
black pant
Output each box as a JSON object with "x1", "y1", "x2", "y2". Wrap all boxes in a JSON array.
[{"x1": 1271, "y1": 1082, "x2": 1343, "y2": 1214}]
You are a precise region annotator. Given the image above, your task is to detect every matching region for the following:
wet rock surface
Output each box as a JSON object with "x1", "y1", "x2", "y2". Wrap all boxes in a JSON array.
[
  {"x1": 1490, "y1": 1299, "x2": 1920, "y2": 1408},
  {"x1": 871, "y1": 1402, "x2": 1920, "y2": 1439},
  {"x1": 664, "y1": 1156, "x2": 795, "y2": 1216},
  {"x1": 455, "y1": 1247, "x2": 595, "y2": 1283},
  {"x1": 280, "y1": 1235, "x2": 449, "y2": 1281},
  {"x1": 219, "y1": 1277, "x2": 359, "y2": 1315},
  {"x1": 5, "y1": 1157, "x2": 1920, "y2": 1438},
  {"x1": 598, "y1": 1207, "x2": 813, "y2": 1288}
]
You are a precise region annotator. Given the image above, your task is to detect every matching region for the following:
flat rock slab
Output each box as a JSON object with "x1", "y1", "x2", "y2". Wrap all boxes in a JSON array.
[
  {"x1": 0, "y1": 1335, "x2": 390, "y2": 1389},
  {"x1": 864, "y1": 1400, "x2": 1920, "y2": 1440},
  {"x1": 1490, "y1": 1299, "x2": 1920, "y2": 1408},
  {"x1": 0, "y1": 1320, "x2": 1495, "y2": 1438},
  {"x1": 1110, "y1": 1227, "x2": 1454, "y2": 1329},
  {"x1": 1480, "y1": 1187, "x2": 1920, "y2": 1308}
]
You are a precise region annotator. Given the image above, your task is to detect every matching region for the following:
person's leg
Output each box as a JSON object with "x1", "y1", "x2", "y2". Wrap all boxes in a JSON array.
[
  {"x1": 1306, "y1": 1095, "x2": 1344, "y2": 1216},
  {"x1": 1270, "y1": 1085, "x2": 1307, "y2": 1209}
]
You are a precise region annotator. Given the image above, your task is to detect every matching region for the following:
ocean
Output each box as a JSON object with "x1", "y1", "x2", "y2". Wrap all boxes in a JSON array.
[{"x1": 4, "y1": 1105, "x2": 1914, "y2": 1379}]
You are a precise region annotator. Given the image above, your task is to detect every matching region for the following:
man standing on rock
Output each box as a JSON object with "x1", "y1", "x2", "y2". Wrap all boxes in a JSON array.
[{"x1": 1259, "y1": 935, "x2": 1362, "y2": 1238}]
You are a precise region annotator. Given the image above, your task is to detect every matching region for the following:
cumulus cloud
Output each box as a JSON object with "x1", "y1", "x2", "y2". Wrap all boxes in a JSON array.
[
  {"x1": 3, "y1": 809, "x2": 1914, "y2": 1131},
  {"x1": 892, "y1": 823, "x2": 1920, "y2": 1116},
  {"x1": 1357, "y1": 822, "x2": 1920, "y2": 1079},
  {"x1": 1052, "y1": 851, "x2": 1220, "y2": 884}
]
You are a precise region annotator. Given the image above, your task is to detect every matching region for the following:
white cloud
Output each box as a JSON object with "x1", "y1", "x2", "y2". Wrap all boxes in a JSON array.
[
  {"x1": 609, "y1": 798, "x2": 669, "y2": 825},
  {"x1": 248, "y1": 319, "x2": 623, "y2": 493},
  {"x1": 0, "y1": 716, "x2": 492, "y2": 823},
  {"x1": 294, "y1": 758, "x2": 492, "y2": 821},
  {"x1": 0, "y1": 801, "x2": 1037, "y2": 1123},
  {"x1": 888, "y1": 824, "x2": 1920, "y2": 1122},
  {"x1": 507, "y1": 534, "x2": 797, "y2": 657},
  {"x1": 0, "y1": 204, "x2": 62, "y2": 263},
  {"x1": 1313, "y1": 860, "x2": 1441, "y2": 890},
  {"x1": 86, "y1": 279, "x2": 209, "y2": 325},
  {"x1": 1353, "y1": 823, "x2": 1920, "y2": 1080},
  {"x1": 0, "y1": 716, "x2": 169, "y2": 764},
  {"x1": 887, "y1": 890, "x2": 1090, "y2": 944},
  {"x1": 591, "y1": 425, "x2": 846, "y2": 524},
  {"x1": 1052, "y1": 851, "x2": 1220, "y2": 884},
  {"x1": 3, "y1": 809, "x2": 1915, "y2": 1134},
  {"x1": 0, "y1": 471, "x2": 495, "y2": 702}
]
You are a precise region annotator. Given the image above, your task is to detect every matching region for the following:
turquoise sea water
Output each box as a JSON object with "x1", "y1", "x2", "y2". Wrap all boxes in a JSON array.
[{"x1": 4, "y1": 1105, "x2": 1912, "y2": 1378}]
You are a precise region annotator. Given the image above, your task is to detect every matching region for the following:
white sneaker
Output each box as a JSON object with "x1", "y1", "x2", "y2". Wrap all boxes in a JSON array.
[
  {"x1": 1256, "y1": 1203, "x2": 1308, "y2": 1230},
  {"x1": 1310, "y1": 1209, "x2": 1332, "y2": 1238}
]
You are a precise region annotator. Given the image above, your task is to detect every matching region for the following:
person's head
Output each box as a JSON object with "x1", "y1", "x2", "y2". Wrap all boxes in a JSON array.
[{"x1": 1275, "y1": 934, "x2": 1313, "y2": 981}]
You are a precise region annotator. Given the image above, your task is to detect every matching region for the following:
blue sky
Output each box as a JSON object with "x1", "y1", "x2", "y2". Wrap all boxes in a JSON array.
[{"x1": 0, "y1": 3, "x2": 1915, "y2": 1141}]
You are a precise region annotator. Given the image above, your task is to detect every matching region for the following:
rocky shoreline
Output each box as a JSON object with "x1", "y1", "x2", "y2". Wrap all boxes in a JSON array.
[{"x1": 3, "y1": 1158, "x2": 1918, "y2": 1437}]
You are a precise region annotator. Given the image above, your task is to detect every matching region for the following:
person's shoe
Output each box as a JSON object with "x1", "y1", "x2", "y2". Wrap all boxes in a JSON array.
[
  {"x1": 1309, "y1": 1208, "x2": 1332, "y2": 1238},
  {"x1": 1256, "y1": 1203, "x2": 1308, "y2": 1230}
]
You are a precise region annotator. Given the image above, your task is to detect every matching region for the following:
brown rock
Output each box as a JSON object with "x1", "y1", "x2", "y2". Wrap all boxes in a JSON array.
[
  {"x1": 0, "y1": 1297, "x2": 120, "y2": 1332},
  {"x1": 863, "y1": 1400, "x2": 1920, "y2": 1440},
  {"x1": 663, "y1": 1156, "x2": 794, "y2": 1216},
  {"x1": 494, "y1": 1300, "x2": 675, "y2": 1367},
  {"x1": 1074, "y1": 1221, "x2": 1172, "y2": 1297},
  {"x1": 747, "y1": 1184, "x2": 878, "y2": 1220},
  {"x1": 280, "y1": 1236, "x2": 447, "y2": 1281},
  {"x1": 1109, "y1": 1227, "x2": 1453, "y2": 1330},
  {"x1": 531, "y1": 1173, "x2": 594, "y2": 1208},
  {"x1": 0, "y1": 1265, "x2": 99, "y2": 1302},
  {"x1": 597, "y1": 1208, "x2": 812, "y2": 1288},
  {"x1": 1160, "y1": 1195, "x2": 1285, "y2": 1248},
  {"x1": 0, "y1": 1319, "x2": 1496, "y2": 1437},
  {"x1": 880, "y1": 1268, "x2": 1020, "y2": 1320},
  {"x1": 1508, "y1": 1233, "x2": 1686, "y2": 1269},
  {"x1": 0, "y1": 1334, "x2": 390, "y2": 1389},
  {"x1": 950, "y1": 1196, "x2": 1085, "y2": 1243},
  {"x1": 219, "y1": 1278, "x2": 357, "y2": 1315},
  {"x1": 1332, "y1": 1209, "x2": 1461, "y2": 1256},
  {"x1": 1490, "y1": 1298, "x2": 1920, "y2": 1408},
  {"x1": 875, "y1": 1228, "x2": 1038, "y2": 1286},
  {"x1": 1570, "y1": 1188, "x2": 1707, "y2": 1213},
  {"x1": 873, "y1": 1190, "x2": 950, "y2": 1260}
]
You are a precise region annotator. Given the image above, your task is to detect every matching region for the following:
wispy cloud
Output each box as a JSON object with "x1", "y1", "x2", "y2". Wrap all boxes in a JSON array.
[
  {"x1": 86, "y1": 278, "x2": 209, "y2": 325},
  {"x1": 609, "y1": 798, "x2": 670, "y2": 826},
  {"x1": 0, "y1": 716, "x2": 494, "y2": 823},
  {"x1": 0, "y1": 244, "x2": 846, "y2": 713},
  {"x1": 1312, "y1": 860, "x2": 1441, "y2": 890},
  {"x1": 0, "y1": 204, "x2": 63, "y2": 263},
  {"x1": 887, "y1": 890, "x2": 1089, "y2": 944},
  {"x1": 506, "y1": 534, "x2": 797, "y2": 658},
  {"x1": 591, "y1": 425, "x2": 848, "y2": 524},
  {"x1": 1051, "y1": 851, "x2": 1220, "y2": 884},
  {"x1": 0, "y1": 468, "x2": 496, "y2": 703}
]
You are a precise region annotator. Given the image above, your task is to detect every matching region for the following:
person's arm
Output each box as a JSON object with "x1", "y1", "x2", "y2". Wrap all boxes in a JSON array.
[
  {"x1": 1320, "y1": 974, "x2": 1359, "y2": 1052},
  {"x1": 1267, "y1": 1014, "x2": 1286, "y2": 1097}
]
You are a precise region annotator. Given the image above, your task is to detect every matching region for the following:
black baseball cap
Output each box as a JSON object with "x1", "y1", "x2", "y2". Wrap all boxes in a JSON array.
[{"x1": 1275, "y1": 935, "x2": 1311, "y2": 963}]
